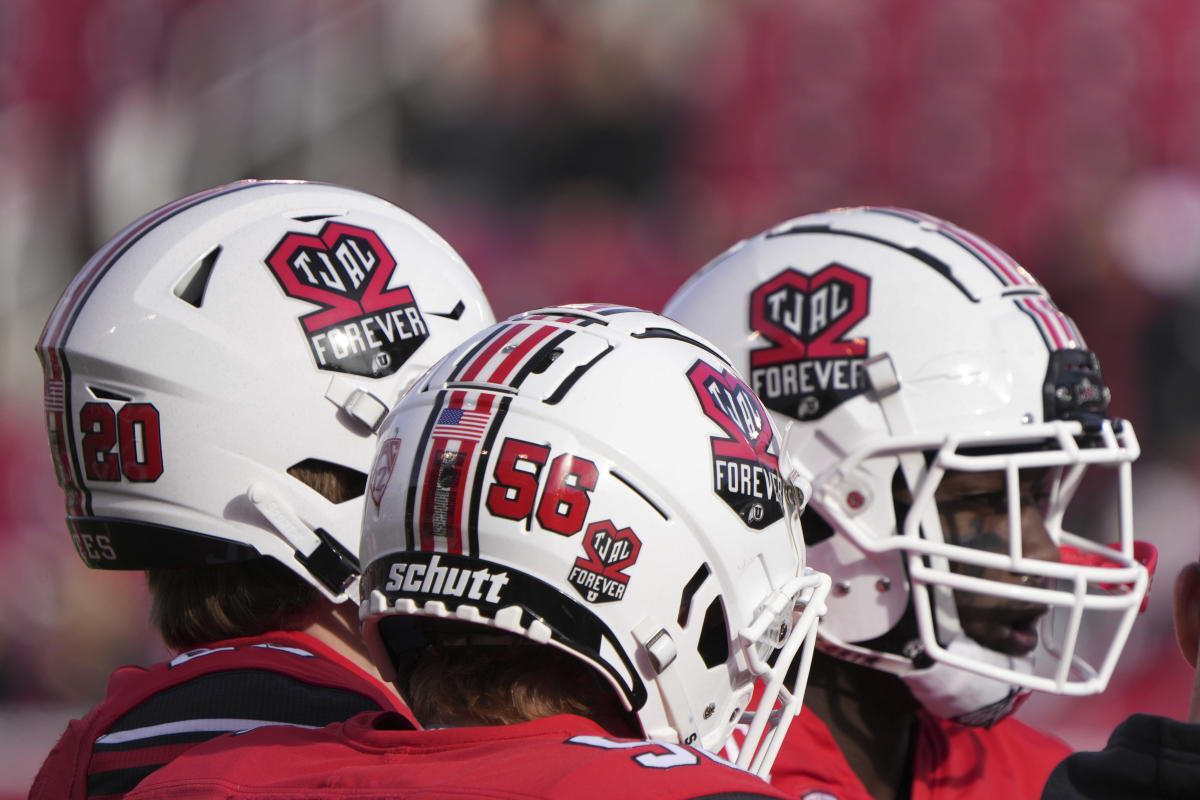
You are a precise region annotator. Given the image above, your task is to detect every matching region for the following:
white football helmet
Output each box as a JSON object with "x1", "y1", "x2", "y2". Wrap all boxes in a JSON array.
[
  {"x1": 359, "y1": 305, "x2": 830, "y2": 776},
  {"x1": 665, "y1": 207, "x2": 1151, "y2": 725},
  {"x1": 37, "y1": 179, "x2": 495, "y2": 603}
]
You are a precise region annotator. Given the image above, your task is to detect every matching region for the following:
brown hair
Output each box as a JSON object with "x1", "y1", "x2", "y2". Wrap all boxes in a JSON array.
[
  {"x1": 404, "y1": 626, "x2": 632, "y2": 731},
  {"x1": 148, "y1": 558, "x2": 319, "y2": 650},
  {"x1": 147, "y1": 461, "x2": 360, "y2": 650}
]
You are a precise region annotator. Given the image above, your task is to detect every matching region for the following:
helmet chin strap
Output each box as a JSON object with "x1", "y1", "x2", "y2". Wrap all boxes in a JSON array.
[
  {"x1": 630, "y1": 619, "x2": 704, "y2": 747},
  {"x1": 242, "y1": 376, "x2": 385, "y2": 603},
  {"x1": 248, "y1": 482, "x2": 360, "y2": 603},
  {"x1": 900, "y1": 635, "x2": 1033, "y2": 727}
]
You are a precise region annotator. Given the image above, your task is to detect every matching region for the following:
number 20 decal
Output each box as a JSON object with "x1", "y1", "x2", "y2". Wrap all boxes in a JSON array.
[
  {"x1": 486, "y1": 436, "x2": 597, "y2": 536},
  {"x1": 80, "y1": 402, "x2": 164, "y2": 482}
]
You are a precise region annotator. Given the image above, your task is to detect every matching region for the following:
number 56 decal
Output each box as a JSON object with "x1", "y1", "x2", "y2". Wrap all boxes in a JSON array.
[
  {"x1": 79, "y1": 402, "x2": 164, "y2": 482},
  {"x1": 485, "y1": 436, "x2": 597, "y2": 536}
]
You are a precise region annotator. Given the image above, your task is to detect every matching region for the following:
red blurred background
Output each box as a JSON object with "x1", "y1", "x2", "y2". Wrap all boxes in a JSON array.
[{"x1": 3, "y1": 0, "x2": 1199, "y2": 795}]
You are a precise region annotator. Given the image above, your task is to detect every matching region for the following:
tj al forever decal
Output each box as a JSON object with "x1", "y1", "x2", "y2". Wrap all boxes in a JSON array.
[
  {"x1": 266, "y1": 221, "x2": 429, "y2": 378},
  {"x1": 688, "y1": 360, "x2": 785, "y2": 529},
  {"x1": 748, "y1": 264, "x2": 870, "y2": 421}
]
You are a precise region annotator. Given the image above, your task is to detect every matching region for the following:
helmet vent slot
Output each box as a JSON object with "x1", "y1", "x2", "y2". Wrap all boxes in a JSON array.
[
  {"x1": 632, "y1": 328, "x2": 730, "y2": 365},
  {"x1": 292, "y1": 213, "x2": 339, "y2": 223},
  {"x1": 677, "y1": 563, "x2": 711, "y2": 627},
  {"x1": 88, "y1": 386, "x2": 131, "y2": 402},
  {"x1": 287, "y1": 458, "x2": 367, "y2": 504},
  {"x1": 697, "y1": 598, "x2": 730, "y2": 669},
  {"x1": 428, "y1": 300, "x2": 467, "y2": 321},
  {"x1": 529, "y1": 347, "x2": 563, "y2": 375},
  {"x1": 173, "y1": 246, "x2": 222, "y2": 308}
]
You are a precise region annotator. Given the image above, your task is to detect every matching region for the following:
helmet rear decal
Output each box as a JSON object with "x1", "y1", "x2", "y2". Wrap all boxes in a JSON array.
[
  {"x1": 266, "y1": 221, "x2": 430, "y2": 379},
  {"x1": 42, "y1": 347, "x2": 85, "y2": 517},
  {"x1": 687, "y1": 360, "x2": 785, "y2": 529},
  {"x1": 747, "y1": 265, "x2": 871, "y2": 421}
]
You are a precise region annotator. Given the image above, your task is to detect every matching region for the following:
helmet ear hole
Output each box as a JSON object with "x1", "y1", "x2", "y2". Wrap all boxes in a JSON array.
[
  {"x1": 287, "y1": 459, "x2": 367, "y2": 504},
  {"x1": 697, "y1": 598, "x2": 730, "y2": 669}
]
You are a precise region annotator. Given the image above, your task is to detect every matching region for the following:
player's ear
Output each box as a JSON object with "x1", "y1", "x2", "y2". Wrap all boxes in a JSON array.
[{"x1": 1172, "y1": 561, "x2": 1200, "y2": 668}]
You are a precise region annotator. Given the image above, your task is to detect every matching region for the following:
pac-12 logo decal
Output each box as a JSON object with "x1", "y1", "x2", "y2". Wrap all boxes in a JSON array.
[
  {"x1": 567, "y1": 520, "x2": 641, "y2": 603},
  {"x1": 749, "y1": 265, "x2": 870, "y2": 420},
  {"x1": 687, "y1": 361, "x2": 785, "y2": 529},
  {"x1": 368, "y1": 437, "x2": 402, "y2": 508},
  {"x1": 266, "y1": 222, "x2": 429, "y2": 378}
]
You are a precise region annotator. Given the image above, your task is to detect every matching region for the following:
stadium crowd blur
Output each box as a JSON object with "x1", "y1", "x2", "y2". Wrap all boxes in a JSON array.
[{"x1": 4, "y1": 0, "x2": 1200, "y2": 794}]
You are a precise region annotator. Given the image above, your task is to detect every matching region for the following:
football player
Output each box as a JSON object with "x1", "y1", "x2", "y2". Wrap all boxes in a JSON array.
[
  {"x1": 114, "y1": 306, "x2": 830, "y2": 799},
  {"x1": 664, "y1": 207, "x2": 1154, "y2": 800},
  {"x1": 31, "y1": 180, "x2": 495, "y2": 799}
]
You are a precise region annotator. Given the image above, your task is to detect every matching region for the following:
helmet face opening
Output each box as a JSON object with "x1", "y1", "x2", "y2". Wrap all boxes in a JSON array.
[
  {"x1": 38, "y1": 180, "x2": 495, "y2": 602},
  {"x1": 884, "y1": 421, "x2": 1145, "y2": 694},
  {"x1": 664, "y1": 206, "x2": 1150, "y2": 715},
  {"x1": 358, "y1": 305, "x2": 830, "y2": 777}
]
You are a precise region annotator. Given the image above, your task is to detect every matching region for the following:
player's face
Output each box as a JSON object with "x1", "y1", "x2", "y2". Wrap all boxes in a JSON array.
[{"x1": 932, "y1": 468, "x2": 1059, "y2": 656}]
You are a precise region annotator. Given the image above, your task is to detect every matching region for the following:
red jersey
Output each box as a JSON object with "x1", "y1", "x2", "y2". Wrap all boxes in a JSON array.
[
  {"x1": 121, "y1": 712, "x2": 789, "y2": 800},
  {"x1": 29, "y1": 630, "x2": 411, "y2": 800},
  {"x1": 770, "y1": 708, "x2": 1072, "y2": 799}
]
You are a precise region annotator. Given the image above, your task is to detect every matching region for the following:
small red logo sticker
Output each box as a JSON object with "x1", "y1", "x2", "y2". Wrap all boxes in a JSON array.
[{"x1": 567, "y1": 521, "x2": 642, "y2": 603}]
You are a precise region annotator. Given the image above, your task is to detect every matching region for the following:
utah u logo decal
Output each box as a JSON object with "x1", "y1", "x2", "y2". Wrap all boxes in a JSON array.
[{"x1": 266, "y1": 222, "x2": 429, "y2": 378}]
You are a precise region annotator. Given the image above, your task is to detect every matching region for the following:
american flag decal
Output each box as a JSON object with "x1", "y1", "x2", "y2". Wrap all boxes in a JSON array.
[{"x1": 432, "y1": 407, "x2": 491, "y2": 442}]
